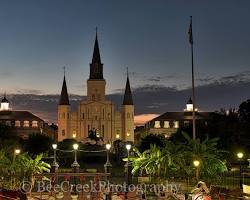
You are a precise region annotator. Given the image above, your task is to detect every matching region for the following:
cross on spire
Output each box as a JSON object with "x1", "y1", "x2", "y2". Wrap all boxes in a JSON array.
[{"x1": 63, "y1": 66, "x2": 66, "y2": 77}]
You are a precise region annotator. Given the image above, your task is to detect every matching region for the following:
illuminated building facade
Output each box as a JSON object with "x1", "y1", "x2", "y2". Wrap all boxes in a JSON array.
[{"x1": 57, "y1": 33, "x2": 134, "y2": 142}]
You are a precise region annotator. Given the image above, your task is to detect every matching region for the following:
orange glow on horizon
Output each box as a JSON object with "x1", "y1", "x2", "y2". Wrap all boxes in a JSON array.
[{"x1": 134, "y1": 114, "x2": 159, "y2": 126}]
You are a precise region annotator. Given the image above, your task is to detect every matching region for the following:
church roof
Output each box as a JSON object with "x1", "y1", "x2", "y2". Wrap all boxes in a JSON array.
[
  {"x1": 0, "y1": 110, "x2": 43, "y2": 121},
  {"x1": 123, "y1": 76, "x2": 133, "y2": 105},
  {"x1": 59, "y1": 76, "x2": 70, "y2": 105},
  {"x1": 151, "y1": 111, "x2": 213, "y2": 121}
]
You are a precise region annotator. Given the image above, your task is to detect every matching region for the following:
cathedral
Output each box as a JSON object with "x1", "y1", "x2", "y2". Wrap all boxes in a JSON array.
[{"x1": 57, "y1": 33, "x2": 134, "y2": 142}]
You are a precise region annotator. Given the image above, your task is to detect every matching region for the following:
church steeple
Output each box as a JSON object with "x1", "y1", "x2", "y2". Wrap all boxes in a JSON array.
[
  {"x1": 92, "y1": 29, "x2": 101, "y2": 64},
  {"x1": 123, "y1": 69, "x2": 133, "y2": 105},
  {"x1": 59, "y1": 74, "x2": 70, "y2": 105},
  {"x1": 89, "y1": 28, "x2": 104, "y2": 80}
]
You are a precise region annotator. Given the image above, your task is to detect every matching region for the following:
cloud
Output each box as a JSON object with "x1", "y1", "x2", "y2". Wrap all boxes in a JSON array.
[
  {"x1": 144, "y1": 75, "x2": 176, "y2": 82},
  {"x1": 197, "y1": 77, "x2": 214, "y2": 83},
  {"x1": 15, "y1": 88, "x2": 44, "y2": 95},
  {"x1": 5, "y1": 70, "x2": 250, "y2": 124},
  {"x1": 218, "y1": 70, "x2": 250, "y2": 83}
]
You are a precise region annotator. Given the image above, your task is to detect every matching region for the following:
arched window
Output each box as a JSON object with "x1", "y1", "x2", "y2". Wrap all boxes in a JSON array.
[
  {"x1": 154, "y1": 121, "x2": 161, "y2": 128},
  {"x1": 32, "y1": 121, "x2": 38, "y2": 127},
  {"x1": 174, "y1": 121, "x2": 179, "y2": 128},
  {"x1": 15, "y1": 121, "x2": 21, "y2": 127},
  {"x1": 164, "y1": 121, "x2": 170, "y2": 128},
  {"x1": 23, "y1": 121, "x2": 30, "y2": 127}
]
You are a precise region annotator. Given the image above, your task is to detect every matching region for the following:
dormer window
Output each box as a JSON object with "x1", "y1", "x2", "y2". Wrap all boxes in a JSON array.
[
  {"x1": 32, "y1": 121, "x2": 38, "y2": 127},
  {"x1": 174, "y1": 121, "x2": 179, "y2": 128},
  {"x1": 24, "y1": 121, "x2": 30, "y2": 127},
  {"x1": 15, "y1": 121, "x2": 21, "y2": 127},
  {"x1": 154, "y1": 121, "x2": 161, "y2": 128},
  {"x1": 164, "y1": 121, "x2": 170, "y2": 128}
]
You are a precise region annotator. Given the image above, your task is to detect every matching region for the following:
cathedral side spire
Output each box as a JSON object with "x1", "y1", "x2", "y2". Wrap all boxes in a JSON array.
[
  {"x1": 123, "y1": 68, "x2": 133, "y2": 105},
  {"x1": 59, "y1": 73, "x2": 70, "y2": 105},
  {"x1": 89, "y1": 28, "x2": 104, "y2": 80}
]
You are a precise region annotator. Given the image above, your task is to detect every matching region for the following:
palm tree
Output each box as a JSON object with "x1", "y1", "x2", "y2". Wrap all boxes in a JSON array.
[
  {"x1": 131, "y1": 132, "x2": 227, "y2": 182},
  {"x1": 19, "y1": 153, "x2": 50, "y2": 185},
  {"x1": 131, "y1": 142, "x2": 185, "y2": 179},
  {"x1": 181, "y1": 132, "x2": 228, "y2": 179}
]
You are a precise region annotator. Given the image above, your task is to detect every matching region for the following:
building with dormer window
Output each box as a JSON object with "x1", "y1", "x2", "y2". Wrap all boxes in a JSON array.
[{"x1": 0, "y1": 95, "x2": 56, "y2": 139}]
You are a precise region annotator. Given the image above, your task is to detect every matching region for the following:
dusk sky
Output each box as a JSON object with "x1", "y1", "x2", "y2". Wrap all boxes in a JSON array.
[{"x1": 1, "y1": 1, "x2": 250, "y2": 124}]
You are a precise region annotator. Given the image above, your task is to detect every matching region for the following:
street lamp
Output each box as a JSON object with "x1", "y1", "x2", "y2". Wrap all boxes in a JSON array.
[
  {"x1": 193, "y1": 160, "x2": 200, "y2": 182},
  {"x1": 51, "y1": 144, "x2": 59, "y2": 173},
  {"x1": 71, "y1": 143, "x2": 80, "y2": 172},
  {"x1": 13, "y1": 148, "x2": 21, "y2": 162},
  {"x1": 237, "y1": 152, "x2": 244, "y2": 189},
  {"x1": 104, "y1": 143, "x2": 112, "y2": 177},
  {"x1": 237, "y1": 152, "x2": 244, "y2": 159},
  {"x1": 14, "y1": 149, "x2": 21, "y2": 155},
  {"x1": 124, "y1": 143, "x2": 132, "y2": 200}
]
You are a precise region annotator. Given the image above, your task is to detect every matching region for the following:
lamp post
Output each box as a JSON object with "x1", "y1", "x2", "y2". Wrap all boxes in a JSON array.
[
  {"x1": 124, "y1": 143, "x2": 132, "y2": 200},
  {"x1": 237, "y1": 152, "x2": 244, "y2": 189},
  {"x1": 51, "y1": 144, "x2": 59, "y2": 173},
  {"x1": 14, "y1": 149, "x2": 21, "y2": 155},
  {"x1": 104, "y1": 143, "x2": 112, "y2": 174},
  {"x1": 193, "y1": 160, "x2": 200, "y2": 182},
  {"x1": 71, "y1": 143, "x2": 80, "y2": 173}
]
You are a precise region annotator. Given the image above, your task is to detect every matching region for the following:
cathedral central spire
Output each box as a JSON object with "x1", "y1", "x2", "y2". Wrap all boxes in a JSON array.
[
  {"x1": 89, "y1": 28, "x2": 104, "y2": 80},
  {"x1": 92, "y1": 28, "x2": 101, "y2": 64}
]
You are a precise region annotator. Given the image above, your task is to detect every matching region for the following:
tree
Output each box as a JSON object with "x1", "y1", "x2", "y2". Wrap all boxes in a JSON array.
[
  {"x1": 0, "y1": 150, "x2": 50, "y2": 192},
  {"x1": 113, "y1": 139, "x2": 126, "y2": 163},
  {"x1": 238, "y1": 99, "x2": 250, "y2": 122},
  {"x1": 0, "y1": 124, "x2": 21, "y2": 152},
  {"x1": 131, "y1": 142, "x2": 185, "y2": 178},
  {"x1": 57, "y1": 139, "x2": 77, "y2": 167},
  {"x1": 24, "y1": 134, "x2": 53, "y2": 156},
  {"x1": 138, "y1": 133, "x2": 167, "y2": 152},
  {"x1": 131, "y1": 132, "x2": 228, "y2": 180},
  {"x1": 181, "y1": 132, "x2": 228, "y2": 178}
]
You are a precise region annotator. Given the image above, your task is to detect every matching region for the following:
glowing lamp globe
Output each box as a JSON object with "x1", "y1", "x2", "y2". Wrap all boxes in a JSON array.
[
  {"x1": 52, "y1": 144, "x2": 57, "y2": 150},
  {"x1": 193, "y1": 160, "x2": 200, "y2": 167},
  {"x1": 237, "y1": 152, "x2": 244, "y2": 159},
  {"x1": 15, "y1": 149, "x2": 21, "y2": 155},
  {"x1": 73, "y1": 143, "x2": 79, "y2": 150},
  {"x1": 106, "y1": 143, "x2": 111, "y2": 150},
  {"x1": 126, "y1": 144, "x2": 132, "y2": 151}
]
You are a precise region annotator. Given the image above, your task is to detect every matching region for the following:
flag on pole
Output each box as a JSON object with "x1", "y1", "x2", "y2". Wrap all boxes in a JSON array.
[{"x1": 189, "y1": 16, "x2": 193, "y2": 45}]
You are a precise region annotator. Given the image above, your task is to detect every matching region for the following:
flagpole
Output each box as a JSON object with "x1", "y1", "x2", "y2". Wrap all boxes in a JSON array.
[{"x1": 190, "y1": 16, "x2": 196, "y2": 140}]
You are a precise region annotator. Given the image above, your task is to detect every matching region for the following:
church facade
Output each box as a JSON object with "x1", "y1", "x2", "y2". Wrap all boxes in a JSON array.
[{"x1": 57, "y1": 34, "x2": 134, "y2": 143}]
